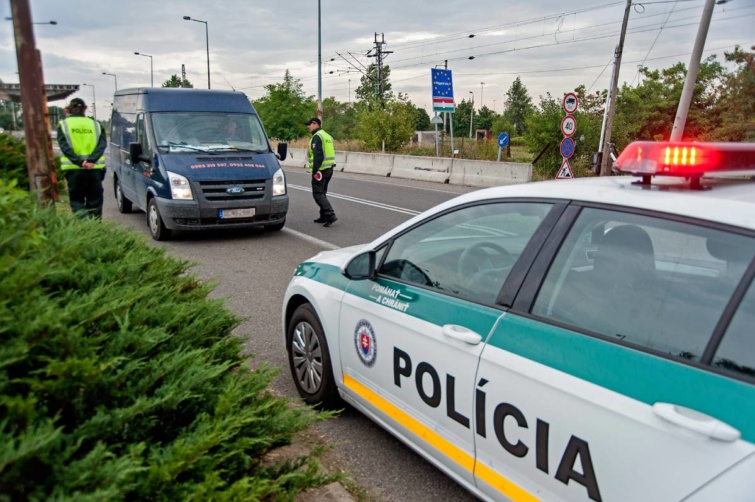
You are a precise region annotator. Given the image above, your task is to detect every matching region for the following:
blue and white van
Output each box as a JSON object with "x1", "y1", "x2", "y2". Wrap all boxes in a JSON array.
[{"x1": 109, "y1": 88, "x2": 288, "y2": 240}]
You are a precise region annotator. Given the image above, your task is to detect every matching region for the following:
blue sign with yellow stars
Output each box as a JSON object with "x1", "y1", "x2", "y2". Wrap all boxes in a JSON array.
[{"x1": 431, "y1": 69, "x2": 455, "y2": 113}]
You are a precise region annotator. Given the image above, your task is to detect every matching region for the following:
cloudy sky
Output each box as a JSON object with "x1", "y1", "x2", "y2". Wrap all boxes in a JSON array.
[{"x1": 1, "y1": 0, "x2": 752, "y2": 118}]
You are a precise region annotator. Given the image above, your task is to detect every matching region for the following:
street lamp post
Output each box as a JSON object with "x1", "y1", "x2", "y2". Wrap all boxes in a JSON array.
[
  {"x1": 493, "y1": 99, "x2": 496, "y2": 113},
  {"x1": 102, "y1": 72, "x2": 118, "y2": 91},
  {"x1": 317, "y1": 0, "x2": 322, "y2": 117},
  {"x1": 480, "y1": 82, "x2": 485, "y2": 109},
  {"x1": 183, "y1": 16, "x2": 210, "y2": 89},
  {"x1": 469, "y1": 91, "x2": 474, "y2": 139},
  {"x1": 82, "y1": 83, "x2": 96, "y2": 120},
  {"x1": 134, "y1": 52, "x2": 153, "y2": 87}
]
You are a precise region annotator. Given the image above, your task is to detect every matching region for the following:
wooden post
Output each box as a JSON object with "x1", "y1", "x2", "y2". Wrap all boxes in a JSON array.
[{"x1": 11, "y1": 0, "x2": 58, "y2": 203}]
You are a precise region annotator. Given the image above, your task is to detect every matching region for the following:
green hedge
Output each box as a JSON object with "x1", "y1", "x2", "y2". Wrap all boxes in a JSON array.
[
  {"x1": 0, "y1": 135, "x2": 64, "y2": 191},
  {"x1": 0, "y1": 181, "x2": 333, "y2": 500}
]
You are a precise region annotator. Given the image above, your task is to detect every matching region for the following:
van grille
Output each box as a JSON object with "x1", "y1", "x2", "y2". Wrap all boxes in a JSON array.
[{"x1": 198, "y1": 179, "x2": 266, "y2": 201}]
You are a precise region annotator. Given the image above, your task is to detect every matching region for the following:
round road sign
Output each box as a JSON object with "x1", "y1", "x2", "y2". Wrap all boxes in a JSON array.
[
  {"x1": 498, "y1": 132, "x2": 510, "y2": 147},
  {"x1": 563, "y1": 92, "x2": 579, "y2": 114},
  {"x1": 561, "y1": 115, "x2": 577, "y2": 137},
  {"x1": 560, "y1": 137, "x2": 576, "y2": 158}
]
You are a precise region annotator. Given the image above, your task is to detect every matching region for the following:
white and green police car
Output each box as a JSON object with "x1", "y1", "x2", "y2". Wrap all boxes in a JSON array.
[{"x1": 282, "y1": 142, "x2": 755, "y2": 501}]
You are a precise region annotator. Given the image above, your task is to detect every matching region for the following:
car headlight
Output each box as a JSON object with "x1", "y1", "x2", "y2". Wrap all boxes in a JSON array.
[
  {"x1": 167, "y1": 171, "x2": 193, "y2": 200},
  {"x1": 272, "y1": 168, "x2": 286, "y2": 196}
]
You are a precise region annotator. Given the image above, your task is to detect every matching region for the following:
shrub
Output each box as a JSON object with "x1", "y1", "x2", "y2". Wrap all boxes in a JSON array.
[
  {"x1": 0, "y1": 180, "x2": 333, "y2": 500},
  {"x1": 0, "y1": 135, "x2": 64, "y2": 192}
]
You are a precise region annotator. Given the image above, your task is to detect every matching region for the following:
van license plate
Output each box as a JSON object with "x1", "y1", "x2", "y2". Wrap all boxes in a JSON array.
[{"x1": 219, "y1": 208, "x2": 255, "y2": 219}]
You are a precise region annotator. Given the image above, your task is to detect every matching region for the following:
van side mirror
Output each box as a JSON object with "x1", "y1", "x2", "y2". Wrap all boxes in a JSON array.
[
  {"x1": 129, "y1": 142, "x2": 151, "y2": 164},
  {"x1": 344, "y1": 250, "x2": 376, "y2": 280},
  {"x1": 277, "y1": 142, "x2": 288, "y2": 161}
]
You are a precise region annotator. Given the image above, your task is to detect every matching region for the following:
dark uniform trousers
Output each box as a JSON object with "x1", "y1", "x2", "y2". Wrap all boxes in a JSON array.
[
  {"x1": 311, "y1": 168, "x2": 336, "y2": 221},
  {"x1": 65, "y1": 169, "x2": 105, "y2": 218}
]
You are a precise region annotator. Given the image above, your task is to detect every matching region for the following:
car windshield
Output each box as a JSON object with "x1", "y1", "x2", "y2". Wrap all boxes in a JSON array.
[{"x1": 151, "y1": 112, "x2": 269, "y2": 153}]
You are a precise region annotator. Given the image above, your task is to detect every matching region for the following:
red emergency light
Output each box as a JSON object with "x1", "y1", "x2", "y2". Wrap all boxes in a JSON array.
[{"x1": 614, "y1": 142, "x2": 755, "y2": 183}]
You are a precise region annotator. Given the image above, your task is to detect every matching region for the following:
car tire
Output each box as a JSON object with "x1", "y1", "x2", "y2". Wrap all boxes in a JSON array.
[
  {"x1": 147, "y1": 197, "x2": 172, "y2": 241},
  {"x1": 287, "y1": 303, "x2": 341, "y2": 409},
  {"x1": 265, "y1": 219, "x2": 286, "y2": 232},
  {"x1": 115, "y1": 178, "x2": 132, "y2": 214}
]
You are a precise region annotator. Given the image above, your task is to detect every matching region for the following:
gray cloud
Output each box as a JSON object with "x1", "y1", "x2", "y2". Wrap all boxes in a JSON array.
[{"x1": 2, "y1": 0, "x2": 751, "y2": 116}]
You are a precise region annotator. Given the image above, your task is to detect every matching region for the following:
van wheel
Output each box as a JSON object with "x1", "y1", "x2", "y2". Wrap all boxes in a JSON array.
[
  {"x1": 115, "y1": 178, "x2": 132, "y2": 213},
  {"x1": 265, "y1": 219, "x2": 285, "y2": 232},
  {"x1": 287, "y1": 304, "x2": 341, "y2": 409},
  {"x1": 147, "y1": 198, "x2": 171, "y2": 241}
]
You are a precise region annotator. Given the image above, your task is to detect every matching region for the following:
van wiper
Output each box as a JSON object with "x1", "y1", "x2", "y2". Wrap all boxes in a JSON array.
[
  {"x1": 166, "y1": 142, "x2": 219, "y2": 154},
  {"x1": 208, "y1": 145, "x2": 269, "y2": 154}
]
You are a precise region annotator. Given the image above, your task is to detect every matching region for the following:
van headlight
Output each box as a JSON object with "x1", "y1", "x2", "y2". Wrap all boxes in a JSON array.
[
  {"x1": 168, "y1": 171, "x2": 193, "y2": 200},
  {"x1": 272, "y1": 168, "x2": 286, "y2": 196}
]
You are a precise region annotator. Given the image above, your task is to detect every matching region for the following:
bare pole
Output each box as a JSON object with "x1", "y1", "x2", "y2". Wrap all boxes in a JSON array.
[
  {"x1": 670, "y1": 0, "x2": 716, "y2": 141},
  {"x1": 11, "y1": 0, "x2": 58, "y2": 203},
  {"x1": 599, "y1": 0, "x2": 632, "y2": 176}
]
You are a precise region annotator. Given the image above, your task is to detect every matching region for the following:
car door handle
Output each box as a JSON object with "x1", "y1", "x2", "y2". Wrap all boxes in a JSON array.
[
  {"x1": 652, "y1": 403, "x2": 740, "y2": 442},
  {"x1": 442, "y1": 324, "x2": 482, "y2": 345}
]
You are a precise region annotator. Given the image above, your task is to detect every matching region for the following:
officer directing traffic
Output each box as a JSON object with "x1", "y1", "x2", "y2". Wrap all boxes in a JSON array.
[
  {"x1": 57, "y1": 98, "x2": 107, "y2": 218},
  {"x1": 305, "y1": 117, "x2": 337, "y2": 227}
]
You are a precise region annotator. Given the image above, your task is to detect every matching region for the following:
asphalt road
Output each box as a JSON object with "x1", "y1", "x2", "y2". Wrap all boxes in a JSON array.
[{"x1": 103, "y1": 165, "x2": 479, "y2": 501}]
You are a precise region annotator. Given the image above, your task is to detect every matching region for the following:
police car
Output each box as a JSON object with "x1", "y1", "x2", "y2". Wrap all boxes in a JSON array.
[{"x1": 282, "y1": 142, "x2": 755, "y2": 501}]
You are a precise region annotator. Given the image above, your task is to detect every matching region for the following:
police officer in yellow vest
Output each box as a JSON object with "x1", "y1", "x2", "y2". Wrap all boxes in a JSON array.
[
  {"x1": 305, "y1": 117, "x2": 337, "y2": 227},
  {"x1": 57, "y1": 98, "x2": 107, "y2": 218}
]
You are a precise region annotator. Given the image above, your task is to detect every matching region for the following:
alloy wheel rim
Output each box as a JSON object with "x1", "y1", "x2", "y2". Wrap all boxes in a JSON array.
[{"x1": 291, "y1": 321, "x2": 323, "y2": 394}]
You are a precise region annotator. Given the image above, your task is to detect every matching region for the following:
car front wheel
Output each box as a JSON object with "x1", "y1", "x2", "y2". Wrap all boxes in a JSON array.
[{"x1": 287, "y1": 303, "x2": 340, "y2": 408}]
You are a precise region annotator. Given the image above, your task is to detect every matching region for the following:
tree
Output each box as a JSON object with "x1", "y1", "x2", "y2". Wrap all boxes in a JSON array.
[
  {"x1": 452, "y1": 98, "x2": 475, "y2": 137},
  {"x1": 705, "y1": 46, "x2": 755, "y2": 142},
  {"x1": 523, "y1": 93, "x2": 566, "y2": 177},
  {"x1": 162, "y1": 74, "x2": 193, "y2": 88},
  {"x1": 491, "y1": 115, "x2": 516, "y2": 138},
  {"x1": 253, "y1": 70, "x2": 316, "y2": 141},
  {"x1": 321, "y1": 97, "x2": 359, "y2": 140},
  {"x1": 355, "y1": 63, "x2": 392, "y2": 107},
  {"x1": 476, "y1": 106, "x2": 496, "y2": 131},
  {"x1": 614, "y1": 57, "x2": 725, "y2": 144},
  {"x1": 355, "y1": 96, "x2": 415, "y2": 151},
  {"x1": 409, "y1": 103, "x2": 432, "y2": 131},
  {"x1": 503, "y1": 77, "x2": 534, "y2": 136}
]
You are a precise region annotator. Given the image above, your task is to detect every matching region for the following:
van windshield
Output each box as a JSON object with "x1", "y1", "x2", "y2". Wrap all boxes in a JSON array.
[{"x1": 151, "y1": 113, "x2": 270, "y2": 153}]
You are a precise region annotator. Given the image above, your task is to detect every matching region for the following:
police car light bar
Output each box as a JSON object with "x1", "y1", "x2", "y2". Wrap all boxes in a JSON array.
[{"x1": 614, "y1": 142, "x2": 755, "y2": 179}]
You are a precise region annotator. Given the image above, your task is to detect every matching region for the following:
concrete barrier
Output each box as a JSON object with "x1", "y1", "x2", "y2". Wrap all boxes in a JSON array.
[
  {"x1": 390, "y1": 155, "x2": 451, "y2": 183},
  {"x1": 281, "y1": 147, "x2": 307, "y2": 169},
  {"x1": 449, "y1": 159, "x2": 532, "y2": 187},
  {"x1": 335, "y1": 150, "x2": 348, "y2": 172},
  {"x1": 342, "y1": 151, "x2": 394, "y2": 177}
]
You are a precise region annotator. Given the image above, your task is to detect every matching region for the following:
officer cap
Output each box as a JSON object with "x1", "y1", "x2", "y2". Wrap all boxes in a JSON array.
[
  {"x1": 68, "y1": 97, "x2": 87, "y2": 108},
  {"x1": 304, "y1": 117, "x2": 321, "y2": 126}
]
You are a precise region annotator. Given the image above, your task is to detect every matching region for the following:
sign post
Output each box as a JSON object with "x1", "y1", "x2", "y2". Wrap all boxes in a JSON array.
[
  {"x1": 431, "y1": 69, "x2": 455, "y2": 158},
  {"x1": 497, "y1": 132, "x2": 510, "y2": 162},
  {"x1": 556, "y1": 92, "x2": 579, "y2": 180}
]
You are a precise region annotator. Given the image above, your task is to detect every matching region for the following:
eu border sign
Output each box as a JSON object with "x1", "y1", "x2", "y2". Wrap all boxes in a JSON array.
[{"x1": 431, "y1": 69, "x2": 455, "y2": 113}]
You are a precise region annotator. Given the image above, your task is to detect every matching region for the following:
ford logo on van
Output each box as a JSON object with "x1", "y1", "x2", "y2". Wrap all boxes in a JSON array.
[{"x1": 227, "y1": 186, "x2": 245, "y2": 195}]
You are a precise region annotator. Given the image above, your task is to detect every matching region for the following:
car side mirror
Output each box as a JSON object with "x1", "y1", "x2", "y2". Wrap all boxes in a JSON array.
[
  {"x1": 344, "y1": 250, "x2": 376, "y2": 280},
  {"x1": 129, "y1": 142, "x2": 151, "y2": 164},
  {"x1": 277, "y1": 142, "x2": 288, "y2": 161}
]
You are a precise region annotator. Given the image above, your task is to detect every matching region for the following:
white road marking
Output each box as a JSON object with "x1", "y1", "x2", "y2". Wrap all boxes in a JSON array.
[
  {"x1": 286, "y1": 169, "x2": 465, "y2": 195},
  {"x1": 282, "y1": 227, "x2": 340, "y2": 250},
  {"x1": 289, "y1": 184, "x2": 421, "y2": 216}
]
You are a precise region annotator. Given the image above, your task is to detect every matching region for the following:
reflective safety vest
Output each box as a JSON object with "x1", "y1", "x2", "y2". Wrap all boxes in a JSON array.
[
  {"x1": 307, "y1": 129, "x2": 336, "y2": 172},
  {"x1": 59, "y1": 116, "x2": 105, "y2": 170}
]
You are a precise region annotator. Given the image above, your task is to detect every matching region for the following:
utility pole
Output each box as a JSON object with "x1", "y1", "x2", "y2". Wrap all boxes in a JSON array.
[
  {"x1": 670, "y1": 0, "x2": 716, "y2": 141},
  {"x1": 317, "y1": 0, "x2": 322, "y2": 118},
  {"x1": 599, "y1": 0, "x2": 632, "y2": 176},
  {"x1": 368, "y1": 33, "x2": 392, "y2": 108},
  {"x1": 11, "y1": 0, "x2": 58, "y2": 203}
]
